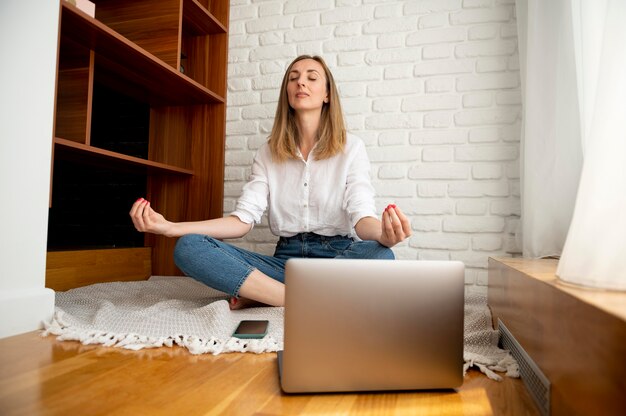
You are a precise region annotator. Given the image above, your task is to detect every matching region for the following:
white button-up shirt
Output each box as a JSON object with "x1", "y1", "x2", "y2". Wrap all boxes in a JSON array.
[{"x1": 231, "y1": 134, "x2": 377, "y2": 237}]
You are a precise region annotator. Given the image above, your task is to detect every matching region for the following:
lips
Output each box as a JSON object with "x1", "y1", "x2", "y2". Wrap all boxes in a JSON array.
[{"x1": 295, "y1": 91, "x2": 309, "y2": 98}]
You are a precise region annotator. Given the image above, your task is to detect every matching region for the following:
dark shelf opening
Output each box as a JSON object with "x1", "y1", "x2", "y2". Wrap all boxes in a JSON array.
[
  {"x1": 90, "y1": 81, "x2": 150, "y2": 159},
  {"x1": 47, "y1": 158, "x2": 146, "y2": 250}
]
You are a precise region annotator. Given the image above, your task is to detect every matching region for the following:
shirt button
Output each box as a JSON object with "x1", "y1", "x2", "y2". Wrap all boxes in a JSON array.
[{"x1": 304, "y1": 183, "x2": 308, "y2": 187}]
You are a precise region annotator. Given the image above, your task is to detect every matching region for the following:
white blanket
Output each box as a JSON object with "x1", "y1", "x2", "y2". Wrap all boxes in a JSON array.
[{"x1": 43, "y1": 276, "x2": 518, "y2": 380}]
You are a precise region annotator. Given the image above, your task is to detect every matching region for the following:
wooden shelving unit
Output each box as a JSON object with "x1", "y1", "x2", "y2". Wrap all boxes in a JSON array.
[{"x1": 47, "y1": 0, "x2": 230, "y2": 288}]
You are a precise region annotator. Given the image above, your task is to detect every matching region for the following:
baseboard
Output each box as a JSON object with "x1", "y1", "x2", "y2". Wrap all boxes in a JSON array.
[
  {"x1": 498, "y1": 319, "x2": 550, "y2": 416},
  {"x1": 0, "y1": 287, "x2": 55, "y2": 339}
]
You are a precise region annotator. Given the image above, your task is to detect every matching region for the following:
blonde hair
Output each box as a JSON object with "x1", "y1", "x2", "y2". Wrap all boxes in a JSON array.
[{"x1": 268, "y1": 55, "x2": 346, "y2": 162}]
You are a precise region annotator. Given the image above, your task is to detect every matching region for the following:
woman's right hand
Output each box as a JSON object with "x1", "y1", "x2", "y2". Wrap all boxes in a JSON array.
[{"x1": 129, "y1": 198, "x2": 173, "y2": 236}]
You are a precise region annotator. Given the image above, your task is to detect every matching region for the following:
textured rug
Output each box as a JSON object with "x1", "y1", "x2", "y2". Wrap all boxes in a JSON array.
[{"x1": 43, "y1": 276, "x2": 519, "y2": 380}]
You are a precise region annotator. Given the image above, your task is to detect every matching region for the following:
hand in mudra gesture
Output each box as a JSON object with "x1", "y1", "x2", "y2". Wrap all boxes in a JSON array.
[
  {"x1": 379, "y1": 204, "x2": 412, "y2": 248},
  {"x1": 129, "y1": 198, "x2": 173, "y2": 236}
]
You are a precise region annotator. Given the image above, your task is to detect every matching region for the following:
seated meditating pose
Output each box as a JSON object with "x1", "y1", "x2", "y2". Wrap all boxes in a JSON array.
[{"x1": 129, "y1": 55, "x2": 411, "y2": 309}]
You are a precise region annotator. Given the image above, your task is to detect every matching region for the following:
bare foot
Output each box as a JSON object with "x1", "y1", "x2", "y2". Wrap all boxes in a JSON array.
[{"x1": 229, "y1": 296, "x2": 268, "y2": 310}]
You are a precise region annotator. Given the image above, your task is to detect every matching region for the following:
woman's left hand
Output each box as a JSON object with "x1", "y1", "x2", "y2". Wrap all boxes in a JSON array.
[{"x1": 379, "y1": 204, "x2": 412, "y2": 248}]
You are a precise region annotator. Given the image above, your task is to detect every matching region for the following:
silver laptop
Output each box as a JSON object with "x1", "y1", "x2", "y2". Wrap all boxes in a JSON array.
[{"x1": 278, "y1": 258, "x2": 465, "y2": 393}]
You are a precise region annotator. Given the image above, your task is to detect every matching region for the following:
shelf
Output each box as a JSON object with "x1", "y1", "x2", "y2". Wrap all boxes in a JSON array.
[
  {"x1": 54, "y1": 137, "x2": 194, "y2": 175},
  {"x1": 183, "y1": 0, "x2": 227, "y2": 35},
  {"x1": 60, "y1": 2, "x2": 224, "y2": 106},
  {"x1": 46, "y1": 248, "x2": 151, "y2": 291},
  {"x1": 50, "y1": 0, "x2": 229, "y2": 277}
]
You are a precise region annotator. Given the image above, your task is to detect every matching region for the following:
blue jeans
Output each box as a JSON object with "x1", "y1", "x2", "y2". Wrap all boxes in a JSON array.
[{"x1": 173, "y1": 232, "x2": 394, "y2": 296}]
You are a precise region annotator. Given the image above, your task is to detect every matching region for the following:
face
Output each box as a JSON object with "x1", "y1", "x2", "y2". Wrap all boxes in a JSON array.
[{"x1": 286, "y1": 59, "x2": 329, "y2": 113}]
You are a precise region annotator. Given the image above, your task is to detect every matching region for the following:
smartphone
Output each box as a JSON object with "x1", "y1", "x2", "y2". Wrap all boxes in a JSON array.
[{"x1": 232, "y1": 320, "x2": 269, "y2": 339}]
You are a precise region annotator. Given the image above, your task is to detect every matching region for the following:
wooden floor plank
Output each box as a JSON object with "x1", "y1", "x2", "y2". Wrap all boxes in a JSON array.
[{"x1": 0, "y1": 332, "x2": 538, "y2": 416}]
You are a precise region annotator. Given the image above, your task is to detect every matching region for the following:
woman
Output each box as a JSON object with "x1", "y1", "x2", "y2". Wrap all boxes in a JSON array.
[{"x1": 130, "y1": 55, "x2": 411, "y2": 309}]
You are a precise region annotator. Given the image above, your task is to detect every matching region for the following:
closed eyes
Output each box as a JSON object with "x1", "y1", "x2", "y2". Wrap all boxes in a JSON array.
[
  {"x1": 289, "y1": 69, "x2": 322, "y2": 82},
  {"x1": 289, "y1": 76, "x2": 318, "y2": 82}
]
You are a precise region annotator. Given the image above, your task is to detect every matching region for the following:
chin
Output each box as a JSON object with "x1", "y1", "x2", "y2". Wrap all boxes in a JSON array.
[{"x1": 290, "y1": 104, "x2": 322, "y2": 112}]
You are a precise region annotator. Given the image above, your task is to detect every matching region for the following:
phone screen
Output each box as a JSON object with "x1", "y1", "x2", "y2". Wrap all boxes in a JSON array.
[{"x1": 232, "y1": 320, "x2": 269, "y2": 339}]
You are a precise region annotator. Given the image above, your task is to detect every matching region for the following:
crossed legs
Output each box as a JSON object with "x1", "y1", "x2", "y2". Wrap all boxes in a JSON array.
[{"x1": 173, "y1": 234, "x2": 394, "y2": 309}]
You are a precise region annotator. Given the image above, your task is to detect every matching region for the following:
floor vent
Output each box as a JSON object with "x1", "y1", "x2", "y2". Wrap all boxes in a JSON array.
[{"x1": 498, "y1": 319, "x2": 551, "y2": 416}]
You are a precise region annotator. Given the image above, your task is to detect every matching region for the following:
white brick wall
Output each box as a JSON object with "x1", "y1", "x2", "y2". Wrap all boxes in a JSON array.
[{"x1": 224, "y1": 0, "x2": 521, "y2": 293}]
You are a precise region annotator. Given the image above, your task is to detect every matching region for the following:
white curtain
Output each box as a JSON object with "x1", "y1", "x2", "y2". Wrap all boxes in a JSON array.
[
  {"x1": 516, "y1": 0, "x2": 583, "y2": 259},
  {"x1": 557, "y1": 0, "x2": 626, "y2": 290},
  {"x1": 517, "y1": 0, "x2": 626, "y2": 290}
]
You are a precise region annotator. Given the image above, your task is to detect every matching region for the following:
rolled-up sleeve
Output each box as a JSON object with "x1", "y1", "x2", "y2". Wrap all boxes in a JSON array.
[
  {"x1": 343, "y1": 140, "x2": 378, "y2": 229},
  {"x1": 231, "y1": 147, "x2": 270, "y2": 225}
]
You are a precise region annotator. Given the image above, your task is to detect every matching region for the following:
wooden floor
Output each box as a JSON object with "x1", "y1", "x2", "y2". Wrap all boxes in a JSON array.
[{"x1": 0, "y1": 332, "x2": 538, "y2": 416}]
